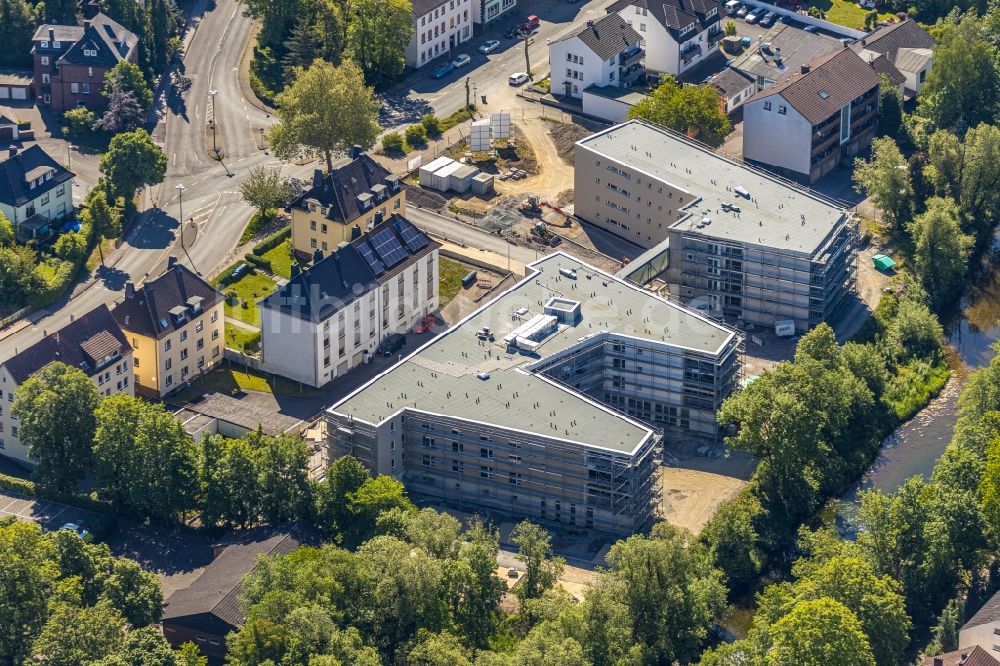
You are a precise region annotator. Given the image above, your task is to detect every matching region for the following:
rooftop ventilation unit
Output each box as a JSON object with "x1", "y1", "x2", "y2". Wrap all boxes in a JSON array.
[
  {"x1": 734, "y1": 186, "x2": 750, "y2": 199},
  {"x1": 544, "y1": 297, "x2": 582, "y2": 324}
]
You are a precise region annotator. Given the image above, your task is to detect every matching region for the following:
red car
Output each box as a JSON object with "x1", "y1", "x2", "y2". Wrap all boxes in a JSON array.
[
  {"x1": 519, "y1": 15, "x2": 540, "y2": 32},
  {"x1": 415, "y1": 315, "x2": 440, "y2": 333}
]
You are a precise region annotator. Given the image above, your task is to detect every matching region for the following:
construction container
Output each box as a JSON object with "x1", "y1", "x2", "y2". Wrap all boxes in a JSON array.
[
  {"x1": 450, "y1": 165, "x2": 479, "y2": 193},
  {"x1": 471, "y1": 119, "x2": 491, "y2": 151},
  {"x1": 471, "y1": 172, "x2": 494, "y2": 195},
  {"x1": 418, "y1": 156, "x2": 454, "y2": 188},
  {"x1": 490, "y1": 112, "x2": 511, "y2": 139},
  {"x1": 872, "y1": 254, "x2": 896, "y2": 271}
]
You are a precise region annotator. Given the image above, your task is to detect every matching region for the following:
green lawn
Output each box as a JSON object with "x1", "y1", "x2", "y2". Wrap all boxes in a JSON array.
[
  {"x1": 802, "y1": 0, "x2": 892, "y2": 29},
  {"x1": 261, "y1": 238, "x2": 295, "y2": 279},
  {"x1": 197, "y1": 364, "x2": 320, "y2": 397},
  {"x1": 222, "y1": 271, "x2": 276, "y2": 326},
  {"x1": 439, "y1": 257, "x2": 467, "y2": 306},
  {"x1": 225, "y1": 325, "x2": 261, "y2": 354}
]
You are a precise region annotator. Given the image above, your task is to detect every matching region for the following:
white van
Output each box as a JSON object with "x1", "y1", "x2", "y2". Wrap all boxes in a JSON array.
[{"x1": 725, "y1": 0, "x2": 740, "y2": 14}]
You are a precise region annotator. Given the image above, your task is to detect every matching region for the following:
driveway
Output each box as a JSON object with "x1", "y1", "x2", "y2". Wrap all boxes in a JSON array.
[{"x1": 0, "y1": 489, "x2": 101, "y2": 532}]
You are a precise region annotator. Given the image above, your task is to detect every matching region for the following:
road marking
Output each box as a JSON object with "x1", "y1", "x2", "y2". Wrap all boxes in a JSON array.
[{"x1": 45, "y1": 506, "x2": 67, "y2": 526}]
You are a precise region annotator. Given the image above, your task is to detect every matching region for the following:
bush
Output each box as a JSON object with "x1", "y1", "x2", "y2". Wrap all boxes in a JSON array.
[
  {"x1": 0, "y1": 473, "x2": 113, "y2": 518},
  {"x1": 215, "y1": 261, "x2": 247, "y2": 287},
  {"x1": 405, "y1": 124, "x2": 428, "y2": 147},
  {"x1": 382, "y1": 131, "x2": 404, "y2": 154},
  {"x1": 807, "y1": 6, "x2": 824, "y2": 17},
  {"x1": 421, "y1": 114, "x2": 442, "y2": 138},
  {"x1": 240, "y1": 210, "x2": 269, "y2": 245},
  {"x1": 62, "y1": 108, "x2": 96, "y2": 138},
  {"x1": 724, "y1": 20, "x2": 738, "y2": 36},
  {"x1": 53, "y1": 232, "x2": 88, "y2": 263},
  {"x1": 27, "y1": 260, "x2": 78, "y2": 309},
  {"x1": 252, "y1": 225, "x2": 291, "y2": 256},
  {"x1": 244, "y1": 252, "x2": 272, "y2": 272}
]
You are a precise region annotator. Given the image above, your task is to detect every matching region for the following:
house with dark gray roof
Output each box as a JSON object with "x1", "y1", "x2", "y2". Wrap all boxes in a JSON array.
[
  {"x1": 111, "y1": 259, "x2": 225, "y2": 397},
  {"x1": 922, "y1": 646, "x2": 1000, "y2": 666},
  {"x1": 0, "y1": 144, "x2": 75, "y2": 242},
  {"x1": 161, "y1": 524, "x2": 318, "y2": 660},
  {"x1": 260, "y1": 214, "x2": 439, "y2": 388},
  {"x1": 290, "y1": 147, "x2": 406, "y2": 261},
  {"x1": 549, "y1": 14, "x2": 645, "y2": 104},
  {"x1": 608, "y1": 0, "x2": 724, "y2": 75},
  {"x1": 960, "y1": 589, "x2": 1000, "y2": 658},
  {"x1": 852, "y1": 18, "x2": 935, "y2": 97},
  {"x1": 32, "y1": 13, "x2": 139, "y2": 113},
  {"x1": 742, "y1": 47, "x2": 882, "y2": 183},
  {"x1": 0, "y1": 304, "x2": 132, "y2": 467}
]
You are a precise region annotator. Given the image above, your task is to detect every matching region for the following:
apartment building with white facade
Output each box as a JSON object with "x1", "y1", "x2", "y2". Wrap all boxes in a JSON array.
[
  {"x1": 608, "y1": 0, "x2": 723, "y2": 76},
  {"x1": 851, "y1": 19, "x2": 935, "y2": 97},
  {"x1": 327, "y1": 253, "x2": 742, "y2": 535},
  {"x1": 548, "y1": 14, "x2": 644, "y2": 99},
  {"x1": 407, "y1": 0, "x2": 474, "y2": 68},
  {"x1": 0, "y1": 144, "x2": 74, "y2": 243},
  {"x1": 574, "y1": 120, "x2": 856, "y2": 331},
  {"x1": 112, "y1": 260, "x2": 225, "y2": 398},
  {"x1": 260, "y1": 214, "x2": 439, "y2": 388},
  {"x1": 0, "y1": 304, "x2": 132, "y2": 467}
]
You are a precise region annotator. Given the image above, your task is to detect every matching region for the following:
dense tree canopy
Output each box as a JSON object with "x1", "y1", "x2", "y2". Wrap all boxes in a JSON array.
[{"x1": 628, "y1": 77, "x2": 731, "y2": 145}]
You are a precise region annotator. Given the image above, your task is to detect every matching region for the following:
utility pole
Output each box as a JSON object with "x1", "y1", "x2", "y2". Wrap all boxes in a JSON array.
[
  {"x1": 208, "y1": 89, "x2": 219, "y2": 156},
  {"x1": 175, "y1": 183, "x2": 186, "y2": 251},
  {"x1": 524, "y1": 33, "x2": 532, "y2": 79},
  {"x1": 465, "y1": 77, "x2": 471, "y2": 118}
]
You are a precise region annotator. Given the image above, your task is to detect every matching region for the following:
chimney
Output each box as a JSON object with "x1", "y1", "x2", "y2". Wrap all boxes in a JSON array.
[
  {"x1": 933, "y1": 658, "x2": 943, "y2": 666},
  {"x1": 800, "y1": 63, "x2": 810, "y2": 74},
  {"x1": 313, "y1": 248, "x2": 324, "y2": 264},
  {"x1": 312, "y1": 168, "x2": 323, "y2": 188},
  {"x1": 167, "y1": 255, "x2": 178, "y2": 269},
  {"x1": 48, "y1": 28, "x2": 54, "y2": 42},
  {"x1": 774, "y1": 47, "x2": 782, "y2": 63},
  {"x1": 350, "y1": 145, "x2": 363, "y2": 159},
  {"x1": 83, "y1": 19, "x2": 91, "y2": 28},
  {"x1": 350, "y1": 224, "x2": 362, "y2": 240},
  {"x1": 124, "y1": 280, "x2": 135, "y2": 299},
  {"x1": 8, "y1": 145, "x2": 17, "y2": 158},
  {"x1": 290, "y1": 263, "x2": 301, "y2": 279}
]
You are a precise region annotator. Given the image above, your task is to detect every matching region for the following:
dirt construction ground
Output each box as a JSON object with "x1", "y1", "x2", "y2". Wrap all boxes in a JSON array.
[{"x1": 658, "y1": 448, "x2": 757, "y2": 534}]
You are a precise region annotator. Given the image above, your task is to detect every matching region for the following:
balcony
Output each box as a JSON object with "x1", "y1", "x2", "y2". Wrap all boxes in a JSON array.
[
  {"x1": 619, "y1": 46, "x2": 644, "y2": 69},
  {"x1": 707, "y1": 29, "x2": 724, "y2": 44},
  {"x1": 620, "y1": 63, "x2": 644, "y2": 87},
  {"x1": 680, "y1": 43, "x2": 702, "y2": 64}
]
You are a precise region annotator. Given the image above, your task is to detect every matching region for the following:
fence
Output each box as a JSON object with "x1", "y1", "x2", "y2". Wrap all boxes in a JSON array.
[
  {"x1": 0, "y1": 306, "x2": 31, "y2": 330},
  {"x1": 224, "y1": 347, "x2": 262, "y2": 370}
]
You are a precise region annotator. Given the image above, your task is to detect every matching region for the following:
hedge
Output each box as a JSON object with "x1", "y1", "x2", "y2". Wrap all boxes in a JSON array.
[
  {"x1": 0, "y1": 473, "x2": 113, "y2": 518},
  {"x1": 252, "y1": 226, "x2": 291, "y2": 256},
  {"x1": 27, "y1": 260, "x2": 80, "y2": 309},
  {"x1": 214, "y1": 261, "x2": 248, "y2": 287},
  {"x1": 244, "y1": 253, "x2": 272, "y2": 272}
]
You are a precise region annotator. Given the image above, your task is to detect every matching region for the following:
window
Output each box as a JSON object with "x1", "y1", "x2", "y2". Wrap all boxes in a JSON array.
[
  {"x1": 88, "y1": 67, "x2": 93, "y2": 77},
  {"x1": 195, "y1": 321, "x2": 203, "y2": 333},
  {"x1": 165, "y1": 358, "x2": 172, "y2": 370},
  {"x1": 164, "y1": 339, "x2": 172, "y2": 351},
  {"x1": 41, "y1": 193, "x2": 49, "y2": 205},
  {"x1": 82, "y1": 83, "x2": 90, "y2": 94},
  {"x1": 70, "y1": 82, "x2": 79, "y2": 93},
  {"x1": 480, "y1": 447, "x2": 493, "y2": 459},
  {"x1": 41, "y1": 56, "x2": 49, "y2": 65},
  {"x1": 778, "y1": 105, "x2": 787, "y2": 115},
  {"x1": 83, "y1": 48, "x2": 97, "y2": 57},
  {"x1": 180, "y1": 330, "x2": 188, "y2": 342},
  {"x1": 639, "y1": 23, "x2": 646, "y2": 31},
  {"x1": 211, "y1": 311, "x2": 218, "y2": 323},
  {"x1": 165, "y1": 375, "x2": 173, "y2": 387},
  {"x1": 763, "y1": 101, "x2": 772, "y2": 111},
  {"x1": 40, "y1": 40, "x2": 49, "y2": 48},
  {"x1": 480, "y1": 466, "x2": 494, "y2": 479}
]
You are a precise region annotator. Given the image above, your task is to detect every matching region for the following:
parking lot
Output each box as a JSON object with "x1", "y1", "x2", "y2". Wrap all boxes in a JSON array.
[{"x1": 0, "y1": 489, "x2": 100, "y2": 532}]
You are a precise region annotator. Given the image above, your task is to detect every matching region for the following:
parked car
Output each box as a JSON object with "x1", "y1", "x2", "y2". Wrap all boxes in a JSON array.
[
  {"x1": 725, "y1": 0, "x2": 740, "y2": 13},
  {"x1": 415, "y1": 315, "x2": 440, "y2": 333},
  {"x1": 760, "y1": 11, "x2": 776, "y2": 26},
  {"x1": 504, "y1": 25, "x2": 520, "y2": 38},
  {"x1": 452, "y1": 53, "x2": 471, "y2": 67},
  {"x1": 518, "y1": 15, "x2": 540, "y2": 32},
  {"x1": 431, "y1": 63, "x2": 453, "y2": 79},
  {"x1": 60, "y1": 523, "x2": 91, "y2": 541},
  {"x1": 736, "y1": 4, "x2": 749, "y2": 16},
  {"x1": 803, "y1": 24, "x2": 818, "y2": 32},
  {"x1": 509, "y1": 72, "x2": 529, "y2": 85},
  {"x1": 745, "y1": 8, "x2": 760, "y2": 22},
  {"x1": 479, "y1": 39, "x2": 501, "y2": 53},
  {"x1": 861, "y1": 0, "x2": 876, "y2": 7},
  {"x1": 378, "y1": 333, "x2": 406, "y2": 356}
]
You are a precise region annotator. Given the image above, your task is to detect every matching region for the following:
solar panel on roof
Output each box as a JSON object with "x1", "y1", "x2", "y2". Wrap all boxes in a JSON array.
[
  {"x1": 356, "y1": 242, "x2": 386, "y2": 275},
  {"x1": 395, "y1": 218, "x2": 429, "y2": 252},
  {"x1": 370, "y1": 226, "x2": 409, "y2": 268}
]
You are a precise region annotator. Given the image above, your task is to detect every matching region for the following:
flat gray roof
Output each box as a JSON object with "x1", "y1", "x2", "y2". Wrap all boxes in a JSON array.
[
  {"x1": 577, "y1": 119, "x2": 848, "y2": 255},
  {"x1": 329, "y1": 253, "x2": 736, "y2": 454},
  {"x1": 731, "y1": 23, "x2": 843, "y2": 83}
]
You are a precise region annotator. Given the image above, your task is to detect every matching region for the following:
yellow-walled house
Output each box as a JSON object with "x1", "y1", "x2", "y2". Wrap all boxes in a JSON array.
[
  {"x1": 112, "y1": 258, "x2": 225, "y2": 397},
  {"x1": 290, "y1": 147, "x2": 405, "y2": 260}
]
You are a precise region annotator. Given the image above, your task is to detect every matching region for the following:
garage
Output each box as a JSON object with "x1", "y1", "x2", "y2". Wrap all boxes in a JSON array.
[
  {"x1": 0, "y1": 87, "x2": 7, "y2": 100},
  {"x1": 10, "y1": 87, "x2": 27, "y2": 100},
  {"x1": 0, "y1": 71, "x2": 33, "y2": 103}
]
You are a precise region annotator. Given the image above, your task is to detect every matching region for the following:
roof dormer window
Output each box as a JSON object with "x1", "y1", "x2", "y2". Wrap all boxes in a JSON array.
[
  {"x1": 40, "y1": 40, "x2": 49, "y2": 48},
  {"x1": 84, "y1": 48, "x2": 97, "y2": 57},
  {"x1": 52, "y1": 41, "x2": 60, "y2": 48}
]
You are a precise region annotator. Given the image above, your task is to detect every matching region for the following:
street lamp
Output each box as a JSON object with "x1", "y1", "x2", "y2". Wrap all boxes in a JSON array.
[
  {"x1": 175, "y1": 183, "x2": 186, "y2": 251},
  {"x1": 208, "y1": 89, "x2": 219, "y2": 155}
]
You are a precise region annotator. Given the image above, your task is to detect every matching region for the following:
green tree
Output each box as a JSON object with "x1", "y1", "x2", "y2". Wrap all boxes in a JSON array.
[
  {"x1": 511, "y1": 521, "x2": 565, "y2": 603},
  {"x1": 29, "y1": 600, "x2": 126, "y2": 666},
  {"x1": 201, "y1": 435, "x2": 261, "y2": 528},
  {"x1": 92, "y1": 395, "x2": 199, "y2": 523},
  {"x1": 62, "y1": 107, "x2": 98, "y2": 138},
  {"x1": 919, "y1": 15, "x2": 1000, "y2": 132},
  {"x1": 53, "y1": 231, "x2": 88, "y2": 263},
  {"x1": 909, "y1": 197, "x2": 973, "y2": 312},
  {"x1": 765, "y1": 598, "x2": 875, "y2": 666},
  {"x1": 240, "y1": 166, "x2": 293, "y2": 220},
  {"x1": 13, "y1": 362, "x2": 100, "y2": 493},
  {"x1": 284, "y1": 14, "x2": 320, "y2": 79},
  {"x1": 98, "y1": 556, "x2": 163, "y2": 627},
  {"x1": 853, "y1": 136, "x2": 913, "y2": 232},
  {"x1": 980, "y1": 435, "x2": 1000, "y2": 545},
  {"x1": 0, "y1": 0, "x2": 37, "y2": 68},
  {"x1": 96, "y1": 626, "x2": 177, "y2": 666},
  {"x1": 84, "y1": 189, "x2": 122, "y2": 266},
  {"x1": 254, "y1": 431, "x2": 312, "y2": 524},
  {"x1": 405, "y1": 630, "x2": 472, "y2": 666},
  {"x1": 313, "y1": 455, "x2": 370, "y2": 537},
  {"x1": 924, "y1": 598, "x2": 962, "y2": 657},
  {"x1": 103, "y1": 61, "x2": 154, "y2": 111},
  {"x1": 628, "y1": 76, "x2": 730, "y2": 145},
  {"x1": 879, "y1": 73, "x2": 903, "y2": 138},
  {"x1": 0, "y1": 244, "x2": 43, "y2": 311},
  {"x1": 450, "y1": 522, "x2": 506, "y2": 647},
  {"x1": 346, "y1": 0, "x2": 413, "y2": 86},
  {"x1": 0, "y1": 520, "x2": 57, "y2": 664},
  {"x1": 100, "y1": 129, "x2": 167, "y2": 208},
  {"x1": 268, "y1": 59, "x2": 381, "y2": 172},
  {"x1": 605, "y1": 522, "x2": 727, "y2": 664},
  {"x1": 344, "y1": 473, "x2": 415, "y2": 547},
  {"x1": 700, "y1": 495, "x2": 763, "y2": 593},
  {"x1": 176, "y1": 642, "x2": 208, "y2": 666},
  {"x1": 724, "y1": 20, "x2": 737, "y2": 36},
  {"x1": 44, "y1": 0, "x2": 78, "y2": 23},
  {"x1": 0, "y1": 211, "x2": 13, "y2": 245}
]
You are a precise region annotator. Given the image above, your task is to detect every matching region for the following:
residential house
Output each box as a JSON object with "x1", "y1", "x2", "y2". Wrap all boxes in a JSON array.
[
  {"x1": 726, "y1": 23, "x2": 843, "y2": 110},
  {"x1": 0, "y1": 106, "x2": 19, "y2": 141},
  {"x1": 32, "y1": 13, "x2": 139, "y2": 113},
  {"x1": 550, "y1": 15, "x2": 644, "y2": 100},
  {"x1": 327, "y1": 253, "x2": 742, "y2": 535},
  {"x1": 111, "y1": 259, "x2": 225, "y2": 398},
  {"x1": 261, "y1": 213, "x2": 439, "y2": 388},
  {"x1": 161, "y1": 525, "x2": 318, "y2": 660},
  {"x1": 408, "y1": 0, "x2": 474, "y2": 68},
  {"x1": 473, "y1": 0, "x2": 516, "y2": 27},
  {"x1": 921, "y1": 647, "x2": 1000, "y2": 666},
  {"x1": 742, "y1": 48, "x2": 881, "y2": 184},
  {"x1": 851, "y1": 18, "x2": 935, "y2": 97},
  {"x1": 289, "y1": 148, "x2": 405, "y2": 260},
  {"x1": 574, "y1": 119, "x2": 856, "y2": 331},
  {"x1": 960, "y1": 590, "x2": 1000, "y2": 658},
  {"x1": 0, "y1": 304, "x2": 132, "y2": 467},
  {"x1": 709, "y1": 67, "x2": 755, "y2": 113},
  {"x1": 0, "y1": 144, "x2": 74, "y2": 243},
  {"x1": 609, "y1": 0, "x2": 723, "y2": 76}
]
